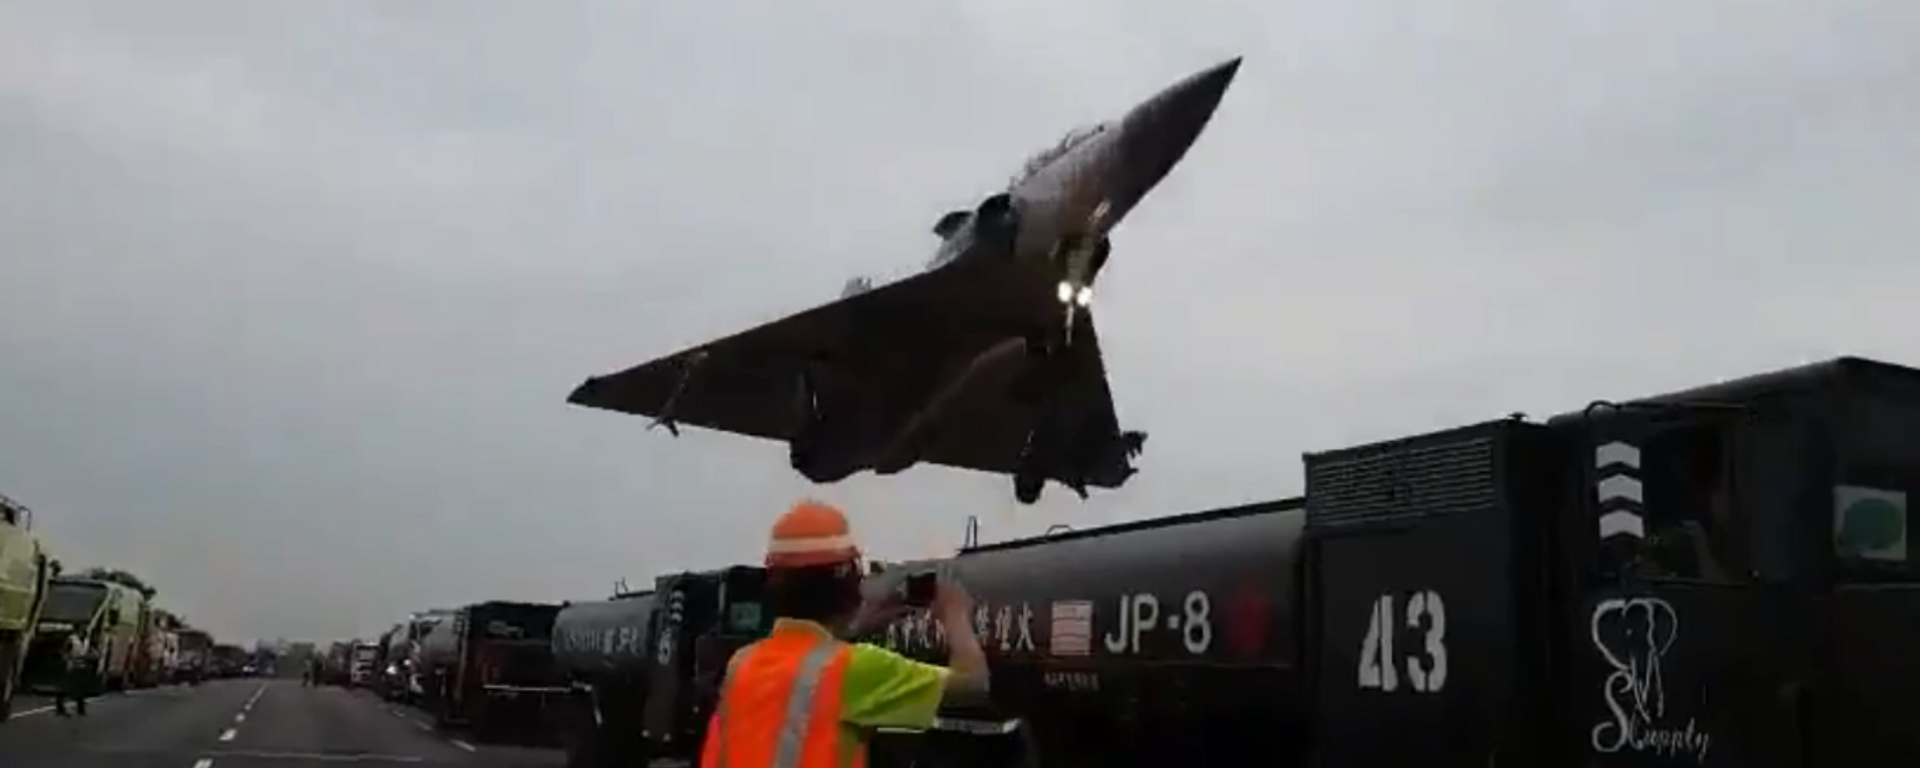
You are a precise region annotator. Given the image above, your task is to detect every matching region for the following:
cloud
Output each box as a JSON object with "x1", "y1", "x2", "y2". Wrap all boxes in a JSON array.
[{"x1": 1, "y1": 0, "x2": 1916, "y2": 641}]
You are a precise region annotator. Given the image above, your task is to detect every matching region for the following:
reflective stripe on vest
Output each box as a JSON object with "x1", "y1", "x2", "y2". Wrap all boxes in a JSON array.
[{"x1": 710, "y1": 640, "x2": 843, "y2": 768}]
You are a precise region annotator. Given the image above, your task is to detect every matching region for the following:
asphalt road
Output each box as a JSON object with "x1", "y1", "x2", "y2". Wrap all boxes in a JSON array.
[{"x1": 0, "y1": 680, "x2": 564, "y2": 768}]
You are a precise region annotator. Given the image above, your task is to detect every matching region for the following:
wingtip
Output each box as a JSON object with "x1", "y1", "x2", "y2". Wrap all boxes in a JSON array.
[{"x1": 566, "y1": 377, "x2": 601, "y2": 406}]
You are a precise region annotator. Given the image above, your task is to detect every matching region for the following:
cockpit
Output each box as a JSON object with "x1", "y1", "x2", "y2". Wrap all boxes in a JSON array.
[{"x1": 1009, "y1": 123, "x2": 1112, "y2": 189}]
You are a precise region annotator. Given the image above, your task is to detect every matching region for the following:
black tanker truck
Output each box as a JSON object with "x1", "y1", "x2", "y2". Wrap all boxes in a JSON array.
[
  {"x1": 562, "y1": 355, "x2": 1920, "y2": 768},
  {"x1": 552, "y1": 589, "x2": 658, "y2": 766},
  {"x1": 416, "y1": 601, "x2": 566, "y2": 741},
  {"x1": 861, "y1": 500, "x2": 1305, "y2": 768},
  {"x1": 551, "y1": 566, "x2": 771, "y2": 768}
]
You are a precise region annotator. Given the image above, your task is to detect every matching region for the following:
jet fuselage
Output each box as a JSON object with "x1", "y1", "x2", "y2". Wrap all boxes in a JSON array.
[
  {"x1": 799, "y1": 57, "x2": 1243, "y2": 493},
  {"x1": 926, "y1": 56, "x2": 1243, "y2": 305}
]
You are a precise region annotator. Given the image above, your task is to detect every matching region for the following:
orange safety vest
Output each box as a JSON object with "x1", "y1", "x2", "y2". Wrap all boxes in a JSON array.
[{"x1": 701, "y1": 629, "x2": 862, "y2": 768}]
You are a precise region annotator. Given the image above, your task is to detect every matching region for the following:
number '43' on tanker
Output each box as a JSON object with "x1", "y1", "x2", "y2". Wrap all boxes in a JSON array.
[{"x1": 566, "y1": 57, "x2": 1243, "y2": 505}]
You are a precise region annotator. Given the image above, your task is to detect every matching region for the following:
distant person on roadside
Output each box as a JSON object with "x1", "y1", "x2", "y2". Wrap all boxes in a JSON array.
[
  {"x1": 53, "y1": 636, "x2": 99, "y2": 717},
  {"x1": 700, "y1": 500, "x2": 991, "y2": 768}
]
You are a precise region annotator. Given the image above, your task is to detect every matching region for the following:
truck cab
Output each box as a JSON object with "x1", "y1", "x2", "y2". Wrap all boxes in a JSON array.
[
  {"x1": 641, "y1": 565, "x2": 771, "y2": 761},
  {"x1": 1303, "y1": 356, "x2": 1920, "y2": 768}
]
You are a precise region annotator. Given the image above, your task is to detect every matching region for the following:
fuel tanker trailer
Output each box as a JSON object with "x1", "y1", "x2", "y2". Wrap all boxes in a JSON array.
[
  {"x1": 415, "y1": 618, "x2": 461, "y2": 714},
  {"x1": 550, "y1": 591, "x2": 657, "y2": 768},
  {"x1": 864, "y1": 498, "x2": 1307, "y2": 768}
]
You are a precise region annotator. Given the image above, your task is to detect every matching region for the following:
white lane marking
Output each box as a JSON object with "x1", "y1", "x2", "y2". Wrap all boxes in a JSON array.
[
  {"x1": 413, "y1": 721, "x2": 432, "y2": 732},
  {"x1": 218, "y1": 728, "x2": 238, "y2": 742},
  {"x1": 235, "y1": 712, "x2": 247, "y2": 723},
  {"x1": 16, "y1": 705, "x2": 53, "y2": 717},
  {"x1": 449, "y1": 739, "x2": 476, "y2": 752},
  {"x1": 242, "y1": 683, "x2": 269, "y2": 712},
  {"x1": 197, "y1": 750, "x2": 424, "y2": 763},
  {"x1": 192, "y1": 759, "x2": 214, "y2": 768}
]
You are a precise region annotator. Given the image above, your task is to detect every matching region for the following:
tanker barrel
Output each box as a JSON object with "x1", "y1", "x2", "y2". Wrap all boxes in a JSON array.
[
  {"x1": 861, "y1": 499, "x2": 1307, "y2": 744},
  {"x1": 552, "y1": 592, "x2": 657, "y2": 678}
]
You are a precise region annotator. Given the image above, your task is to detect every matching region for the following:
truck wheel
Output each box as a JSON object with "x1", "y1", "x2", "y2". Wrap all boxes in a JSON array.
[{"x1": 469, "y1": 701, "x2": 494, "y2": 743}]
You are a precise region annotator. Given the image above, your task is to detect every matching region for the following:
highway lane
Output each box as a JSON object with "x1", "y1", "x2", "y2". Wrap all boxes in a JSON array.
[
  {"x1": 0, "y1": 679, "x2": 564, "y2": 768},
  {"x1": 12, "y1": 692, "x2": 53, "y2": 717}
]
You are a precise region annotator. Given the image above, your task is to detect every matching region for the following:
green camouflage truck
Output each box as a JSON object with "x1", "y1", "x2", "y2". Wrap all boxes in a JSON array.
[
  {"x1": 27, "y1": 577, "x2": 149, "y2": 692},
  {"x1": 0, "y1": 495, "x2": 51, "y2": 722}
]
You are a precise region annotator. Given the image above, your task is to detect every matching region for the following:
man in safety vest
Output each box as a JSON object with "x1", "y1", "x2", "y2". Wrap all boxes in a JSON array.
[
  {"x1": 702, "y1": 500, "x2": 991, "y2": 768},
  {"x1": 54, "y1": 635, "x2": 100, "y2": 717}
]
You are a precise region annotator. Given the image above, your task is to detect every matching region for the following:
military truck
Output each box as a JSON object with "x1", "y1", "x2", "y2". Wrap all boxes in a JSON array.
[
  {"x1": 843, "y1": 355, "x2": 1920, "y2": 768},
  {"x1": 320, "y1": 641, "x2": 352, "y2": 686},
  {"x1": 25, "y1": 578, "x2": 151, "y2": 692},
  {"x1": 380, "y1": 610, "x2": 454, "y2": 704},
  {"x1": 421, "y1": 601, "x2": 567, "y2": 742},
  {"x1": 551, "y1": 589, "x2": 661, "y2": 767},
  {"x1": 124, "y1": 603, "x2": 163, "y2": 689},
  {"x1": 600, "y1": 355, "x2": 1920, "y2": 768},
  {"x1": 0, "y1": 494, "x2": 51, "y2": 722},
  {"x1": 175, "y1": 629, "x2": 212, "y2": 685},
  {"x1": 551, "y1": 567, "x2": 770, "y2": 768},
  {"x1": 138, "y1": 626, "x2": 178, "y2": 688},
  {"x1": 209, "y1": 643, "x2": 247, "y2": 678}
]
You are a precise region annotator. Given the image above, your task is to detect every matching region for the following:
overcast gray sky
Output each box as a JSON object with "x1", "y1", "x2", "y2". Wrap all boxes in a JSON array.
[{"x1": 2, "y1": 0, "x2": 1916, "y2": 643}]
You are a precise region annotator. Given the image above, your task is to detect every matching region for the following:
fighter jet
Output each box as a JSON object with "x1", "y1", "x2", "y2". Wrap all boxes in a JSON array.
[{"x1": 567, "y1": 56, "x2": 1242, "y2": 504}]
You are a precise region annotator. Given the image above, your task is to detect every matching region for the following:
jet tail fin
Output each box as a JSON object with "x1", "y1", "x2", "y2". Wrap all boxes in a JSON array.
[{"x1": 841, "y1": 276, "x2": 874, "y2": 298}]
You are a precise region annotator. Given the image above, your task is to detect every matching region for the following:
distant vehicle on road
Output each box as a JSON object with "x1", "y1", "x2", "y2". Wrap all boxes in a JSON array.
[
  {"x1": 348, "y1": 642, "x2": 380, "y2": 687},
  {"x1": 173, "y1": 629, "x2": 211, "y2": 685},
  {"x1": 208, "y1": 643, "x2": 247, "y2": 678}
]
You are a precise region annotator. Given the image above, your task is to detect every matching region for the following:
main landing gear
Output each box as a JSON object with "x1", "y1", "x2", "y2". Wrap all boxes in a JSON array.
[
  {"x1": 1011, "y1": 427, "x2": 1148, "y2": 505},
  {"x1": 1015, "y1": 470, "x2": 1045, "y2": 505},
  {"x1": 786, "y1": 360, "x2": 828, "y2": 481}
]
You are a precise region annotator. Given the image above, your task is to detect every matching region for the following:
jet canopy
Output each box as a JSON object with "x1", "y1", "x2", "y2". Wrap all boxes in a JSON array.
[{"x1": 1009, "y1": 124, "x2": 1111, "y2": 189}]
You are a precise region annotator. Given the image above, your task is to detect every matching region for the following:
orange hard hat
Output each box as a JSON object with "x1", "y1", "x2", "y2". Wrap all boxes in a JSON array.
[{"x1": 766, "y1": 499, "x2": 862, "y2": 569}]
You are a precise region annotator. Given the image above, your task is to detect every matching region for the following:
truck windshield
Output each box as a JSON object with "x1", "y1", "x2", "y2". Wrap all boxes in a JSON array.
[
  {"x1": 1835, "y1": 392, "x2": 1920, "y2": 582},
  {"x1": 1632, "y1": 423, "x2": 1745, "y2": 582},
  {"x1": 409, "y1": 616, "x2": 447, "y2": 640},
  {"x1": 42, "y1": 581, "x2": 108, "y2": 624}
]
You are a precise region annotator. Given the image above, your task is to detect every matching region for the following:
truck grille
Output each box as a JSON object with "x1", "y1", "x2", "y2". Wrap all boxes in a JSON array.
[{"x1": 1306, "y1": 429, "x2": 1499, "y2": 528}]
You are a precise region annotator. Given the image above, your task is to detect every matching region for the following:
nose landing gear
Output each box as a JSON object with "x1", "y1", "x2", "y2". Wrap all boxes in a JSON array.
[{"x1": 1049, "y1": 234, "x2": 1111, "y2": 347}]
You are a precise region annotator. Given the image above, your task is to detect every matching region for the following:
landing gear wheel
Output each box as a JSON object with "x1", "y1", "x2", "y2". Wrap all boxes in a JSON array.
[
  {"x1": 1014, "y1": 471, "x2": 1044, "y2": 505},
  {"x1": 787, "y1": 361, "x2": 828, "y2": 479},
  {"x1": 788, "y1": 431, "x2": 825, "y2": 481}
]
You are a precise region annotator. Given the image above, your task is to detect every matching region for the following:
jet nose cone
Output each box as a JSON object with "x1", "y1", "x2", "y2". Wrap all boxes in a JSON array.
[
  {"x1": 1115, "y1": 57, "x2": 1242, "y2": 209},
  {"x1": 1172, "y1": 56, "x2": 1242, "y2": 118}
]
